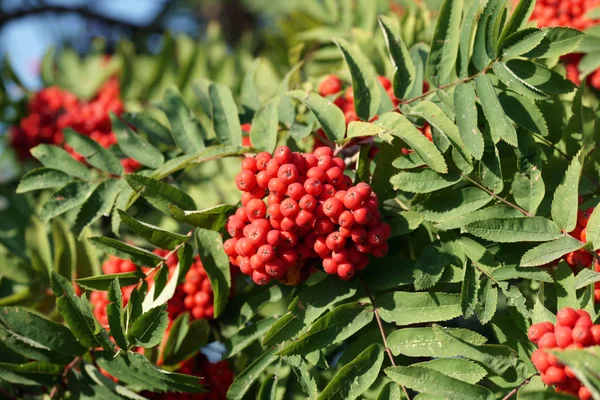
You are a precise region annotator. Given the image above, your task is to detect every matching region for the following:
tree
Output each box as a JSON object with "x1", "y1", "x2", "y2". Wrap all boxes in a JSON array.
[{"x1": 1, "y1": 0, "x2": 600, "y2": 399}]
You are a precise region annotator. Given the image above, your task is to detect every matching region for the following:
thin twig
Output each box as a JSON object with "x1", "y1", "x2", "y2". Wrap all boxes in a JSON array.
[
  {"x1": 359, "y1": 276, "x2": 411, "y2": 400},
  {"x1": 454, "y1": 167, "x2": 534, "y2": 217},
  {"x1": 49, "y1": 356, "x2": 81, "y2": 399},
  {"x1": 501, "y1": 375, "x2": 536, "y2": 400}
]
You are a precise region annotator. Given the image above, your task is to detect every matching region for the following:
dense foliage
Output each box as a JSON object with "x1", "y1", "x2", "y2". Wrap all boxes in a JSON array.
[{"x1": 2, "y1": 0, "x2": 600, "y2": 399}]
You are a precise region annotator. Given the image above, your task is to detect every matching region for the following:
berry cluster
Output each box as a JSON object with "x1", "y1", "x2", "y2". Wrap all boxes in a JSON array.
[
  {"x1": 91, "y1": 251, "x2": 216, "y2": 329},
  {"x1": 317, "y1": 74, "x2": 432, "y2": 153},
  {"x1": 528, "y1": 308, "x2": 600, "y2": 399},
  {"x1": 146, "y1": 354, "x2": 234, "y2": 400},
  {"x1": 566, "y1": 206, "x2": 594, "y2": 270},
  {"x1": 225, "y1": 146, "x2": 390, "y2": 285},
  {"x1": 10, "y1": 79, "x2": 140, "y2": 172},
  {"x1": 531, "y1": 0, "x2": 600, "y2": 30}
]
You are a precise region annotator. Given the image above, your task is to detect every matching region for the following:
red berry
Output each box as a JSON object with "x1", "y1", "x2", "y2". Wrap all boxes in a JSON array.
[
  {"x1": 318, "y1": 75, "x2": 342, "y2": 96},
  {"x1": 242, "y1": 157, "x2": 257, "y2": 172},
  {"x1": 337, "y1": 263, "x2": 355, "y2": 281},
  {"x1": 314, "y1": 147, "x2": 334, "y2": 158},
  {"x1": 557, "y1": 308, "x2": 579, "y2": 328},
  {"x1": 304, "y1": 178, "x2": 323, "y2": 196},
  {"x1": 531, "y1": 349, "x2": 550, "y2": 373},
  {"x1": 252, "y1": 218, "x2": 271, "y2": 232},
  {"x1": 267, "y1": 203, "x2": 282, "y2": 219},
  {"x1": 246, "y1": 198, "x2": 267, "y2": 220},
  {"x1": 235, "y1": 207, "x2": 249, "y2": 223},
  {"x1": 252, "y1": 270, "x2": 271, "y2": 285},
  {"x1": 343, "y1": 190, "x2": 363, "y2": 210},
  {"x1": 372, "y1": 243, "x2": 388, "y2": 258},
  {"x1": 355, "y1": 182, "x2": 372, "y2": 197},
  {"x1": 280, "y1": 231, "x2": 298, "y2": 248},
  {"x1": 227, "y1": 217, "x2": 245, "y2": 238},
  {"x1": 244, "y1": 225, "x2": 266, "y2": 246},
  {"x1": 314, "y1": 217, "x2": 336, "y2": 235},
  {"x1": 354, "y1": 207, "x2": 372, "y2": 225},
  {"x1": 317, "y1": 155, "x2": 333, "y2": 171},
  {"x1": 338, "y1": 210, "x2": 355, "y2": 228},
  {"x1": 326, "y1": 232, "x2": 346, "y2": 251},
  {"x1": 323, "y1": 198, "x2": 344, "y2": 219},
  {"x1": 224, "y1": 238, "x2": 238, "y2": 256},
  {"x1": 277, "y1": 164, "x2": 299, "y2": 184},
  {"x1": 572, "y1": 325, "x2": 594, "y2": 346},
  {"x1": 236, "y1": 170, "x2": 257, "y2": 191},
  {"x1": 545, "y1": 366, "x2": 566, "y2": 385},
  {"x1": 555, "y1": 325, "x2": 574, "y2": 348},
  {"x1": 266, "y1": 159, "x2": 280, "y2": 176},
  {"x1": 250, "y1": 254, "x2": 265, "y2": 270},
  {"x1": 578, "y1": 207, "x2": 594, "y2": 227},
  {"x1": 322, "y1": 258, "x2": 338, "y2": 274},
  {"x1": 280, "y1": 217, "x2": 297, "y2": 232},
  {"x1": 579, "y1": 386, "x2": 592, "y2": 400},
  {"x1": 296, "y1": 210, "x2": 316, "y2": 228},
  {"x1": 265, "y1": 259, "x2": 286, "y2": 278},
  {"x1": 268, "y1": 178, "x2": 287, "y2": 197},
  {"x1": 255, "y1": 152, "x2": 271, "y2": 170},
  {"x1": 591, "y1": 325, "x2": 600, "y2": 344},
  {"x1": 367, "y1": 227, "x2": 385, "y2": 246},
  {"x1": 538, "y1": 332, "x2": 557, "y2": 349},
  {"x1": 299, "y1": 194, "x2": 317, "y2": 211},
  {"x1": 280, "y1": 198, "x2": 300, "y2": 218},
  {"x1": 256, "y1": 170, "x2": 272, "y2": 188},
  {"x1": 351, "y1": 226, "x2": 368, "y2": 243},
  {"x1": 274, "y1": 146, "x2": 292, "y2": 164},
  {"x1": 257, "y1": 244, "x2": 275, "y2": 262}
]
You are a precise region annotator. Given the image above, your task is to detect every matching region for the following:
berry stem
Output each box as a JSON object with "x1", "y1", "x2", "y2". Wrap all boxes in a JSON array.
[
  {"x1": 359, "y1": 275, "x2": 411, "y2": 400},
  {"x1": 49, "y1": 356, "x2": 81, "y2": 399},
  {"x1": 501, "y1": 375, "x2": 536, "y2": 400}
]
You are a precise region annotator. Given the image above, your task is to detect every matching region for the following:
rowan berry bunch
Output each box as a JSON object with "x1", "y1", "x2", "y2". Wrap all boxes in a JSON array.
[
  {"x1": 146, "y1": 354, "x2": 234, "y2": 400},
  {"x1": 225, "y1": 145, "x2": 390, "y2": 286},
  {"x1": 566, "y1": 206, "x2": 595, "y2": 270},
  {"x1": 9, "y1": 79, "x2": 141, "y2": 172},
  {"x1": 528, "y1": 308, "x2": 600, "y2": 399}
]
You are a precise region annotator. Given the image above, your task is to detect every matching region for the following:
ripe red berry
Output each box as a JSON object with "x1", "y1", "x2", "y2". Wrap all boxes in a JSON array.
[
  {"x1": 326, "y1": 232, "x2": 346, "y2": 251},
  {"x1": 322, "y1": 258, "x2": 338, "y2": 274},
  {"x1": 299, "y1": 194, "x2": 317, "y2": 211},
  {"x1": 296, "y1": 210, "x2": 316, "y2": 228},
  {"x1": 555, "y1": 325, "x2": 574, "y2": 348},
  {"x1": 538, "y1": 332, "x2": 557, "y2": 349},
  {"x1": 351, "y1": 226, "x2": 368, "y2": 243},
  {"x1": 280, "y1": 231, "x2": 298, "y2": 249},
  {"x1": 323, "y1": 197, "x2": 344, "y2": 219},
  {"x1": 257, "y1": 244, "x2": 275, "y2": 262},
  {"x1": 337, "y1": 263, "x2": 355, "y2": 281},
  {"x1": 268, "y1": 178, "x2": 287, "y2": 197},
  {"x1": 314, "y1": 218, "x2": 336, "y2": 235},
  {"x1": 318, "y1": 75, "x2": 342, "y2": 96},
  {"x1": 244, "y1": 225, "x2": 266, "y2": 246},
  {"x1": 578, "y1": 207, "x2": 594, "y2": 227},
  {"x1": 235, "y1": 238, "x2": 255, "y2": 257},
  {"x1": 304, "y1": 178, "x2": 323, "y2": 196},
  {"x1": 354, "y1": 207, "x2": 372, "y2": 225},
  {"x1": 314, "y1": 146, "x2": 334, "y2": 158},
  {"x1": 246, "y1": 198, "x2": 267, "y2": 220},
  {"x1": 531, "y1": 349, "x2": 550, "y2": 373},
  {"x1": 343, "y1": 190, "x2": 363, "y2": 210},
  {"x1": 224, "y1": 238, "x2": 238, "y2": 256},
  {"x1": 367, "y1": 227, "x2": 385, "y2": 246},
  {"x1": 266, "y1": 159, "x2": 280, "y2": 176},
  {"x1": 274, "y1": 146, "x2": 292, "y2": 164},
  {"x1": 236, "y1": 170, "x2": 257, "y2": 192},
  {"x1": 372, "y1": 243, "x2": 389, "y2": 258},
  {"x1": 252, "y1": 270, "x2": 271, "y2": 285},
  {"x1": 590, "y1": 325, "x2": 600, "y2": 345},
  {"x1": 545, "y1": 366, "x2": 566, "y2": 385},
  {"x1": 321, "y1": 184, "x2": 336, "y2": 199},
  {"x1": 242, "y1": 157, "x2": 257, "y2": 172},
  {"x1": 572, "y1": 325, "x2": 594, "y2": 346},
  {"x1": 277, "y1": 163, "x2": 299, "y2": 184},
  {"x1": 227, "y1": 217, "x2": 245, "y2": 238},
  {"x1": 307, "y1": 167, "x2": 326, "y2": 182},
  {"x1": 557, "y1": 307, "x2": 580, "y2": 328},
  {"x1": 355, "y1": 182, "x2": 372, "y2": 197},
  {"x1": 280, "y1": 249, "x2": 298, "y2": 266},
  {"x1": 579, "y1": 386, "x2": 592, "y2": 400},
  {"x1": 338, "y1": 210, "x2": 355, "y2": 228},
  {"x1": 280, "y1": 198, "x2": 300, "y2": 218},
  {"x1": 255, "y1": 152, "x2": 271, "y2": 170}
]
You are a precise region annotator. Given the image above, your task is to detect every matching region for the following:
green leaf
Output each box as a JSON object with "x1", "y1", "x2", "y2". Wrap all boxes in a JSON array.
[
  {"x1": 257, "y1": 374, "x2": 277, "y2": 400},
  {"x1": 170, "y1": 204, "x2": 234, "y2": 231},
  {"x1": 127, "y1": 304, "x2": 168, "y2": 348},
  {"x1": 317, "y1": 344, "x2": 384, "y2": 400},
  {"x1": 436, "y1": 205, "x2": 524, "y2": 230},
  {"x1": 472, "y1": 0, "x2": 497, "y2": 70},
  {"x1": 346, "y1": 121, "x2": 384, "y2": 143},
  {"x1": 16, "y1": 168, "x2": 72, "y2": 193},
  {"x1": 0, "y1": 306, "x2": 86, "y2": 364},
  {"x1": 250, "y1": 97, "x2": 280, "y2": 153},
  {"x1": 505, "y1": 60, "x2": 577, "y2": 95},
  {"x1": 461, "y1": 262, "x2": 479, "y2": 318},
  {"x1": 457, "y1": 0, "x2": 485, "y2": 78},
  {"x1": 414, "y1": 187, "x2": 492, "y2": 223},
  {"x1": 413, "y1": 246, "x2": 453, "y2": 290},
  {"x1": 551, "y1": 347, "x2": 600, "y2": 399},
  {"x1": 210, "y1": 82, "x2": 242, "y2": 146},
  {"x1": 288, "y1": 90, "x2": 345, "y2": 142},
  {"x1": 524, "y1": 27, "x2": 585, "y2": 59},
  {"x1": 390, "y1": 168, "x2": 460, "y2": 193},
  {"x1": 409, "y1": 101, "x2": 472, "y2": 164},
  {"x1": 125, "y1": 174, "x2": 196, "y2": 215},
  {"x1": 454, "y1": 82, "x2": 484, "y2": 160},
  {"x1": 50, "y1": 272, "x2": 108, "y2": 349},
  {"x1": 414, "y1": 358, "x2": 487, "y2": 384},
  {"x1": 493, "y1": 62, "x2": 548, "y2": 99},
  {"x1": 63, "y1": 128, "x2": 124, "y2": 175},
  {"x1": 464, "y1": 217, "x2": 562, "y2": 243},
  {"x1": 500, "y1": 28, "x2": 546, "y2": 58},
  {"x1": 521, "y1": 236, "x2": 583, "y2": 267},
  {"x1": 388, "y1": 326, "x2": 487, "y2": 357},
  {"x1": 232, "y1": 285, "x2": 294, "y2": 328},
  {"x1": 224, "y1": 317, "x2": 277, "y2": 359},
  {"x1": 263, "y1": 277, "x2": 357, "y2": 346},
  {"x1": 161, "y1": 314, "x2": 210, "y2": 366},
  {"x1": 377, "y1": 292, "x2": 461, "y2": 325},
  {"x1": 498, "y1": 0, "x2": 535, "y2": 46},
  {"x1": 162, "y1": 86, "x2": 205, "y2": 153},
  {"x1": 226, "y1": 349, "x2": 278, "y2": 400},
  {"x1": 0, "y1": 362, "x2": 62, "y2": 386},
  {"x1": 554, "y1": 261, "x2": 578, "y2": 310},
  {"x1": 335, "y1": 38, "x2": 380, "y2": 121},
  {"x1": 194, "y1": 228, "x2": 231, "y2": 318},
  {"x1": 30, "y1": 144, "x2": 91, "y2": 180},
  {"x1": 585, "y1": 205, "x2": 600, "y2": 250},
  {"x1": 498, "y1": 92, "x2": 548, "y2": 136},
  {"x1": 25, "y1": 217, "x2": 53, "y2": 278},
  {"x1": 426, "y1": 0, "x2": 463, "y2": 86},
  {"x1": 95, "y1": 350, "x2": 205, "y2": 393},
  {"x1": 119, "y1": 210, "x2": 189, "y2": 250},
  {"x1": 75, "y1": 271, "x2": 144, "y2": 291},
  {"x1": 433, "y1": 325, "x2": 517, "y2": 374},
  {"x1": 551, "y1": 151, "x2": 583, "y2": 232},
  {"x1": 476, "y1": 278, "x2": 498, "y2": 325},
  {"x1": 111, "y1": 114, "x2": 164, "y2": 168},
  {"x1": 284, "y1": 355, "x2": 318, "y2": 399},
  {"x1": 121, "y1": 112, "x2": 174, "y2": 146},
  {"x1": 474, "y1": 74, "x2": 517, "y2": 146},
  {"x1": 376, "y1": 382, "x2": 402, "y2": 400},
  {"x1": 385, "y1": 366, "x2": 493, "y2": 400},
  {"x1": 280, "y1": 303, "x2": 373, "y2": 357},
  {"x1": 40, "y1": 182, "x2": 97, "y2": 223},
  {"x1": 51, "y1": 218, "x2": 76, "y2": 281},
  {"x1": 88, "y1": 237, "x2": 164, "y2": 266},
  {"x1": 107, "y1": 278, "x2": 128, "y2": 350},
  {"x1": 73, "y1": 180, "x2": 120, "y2": 238},
  {"x1": 379, "y1": 15, "x2": 415, "y2": 99},
  {"x1": 574, "y1": 268, "x2": 600, "y2": 290},
  {"x1": 240, "y1": 59, "x2": 260, "y2": 115},
  {"x1": 375, "y1": 112, "x2": 447, "y2": 173}
]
